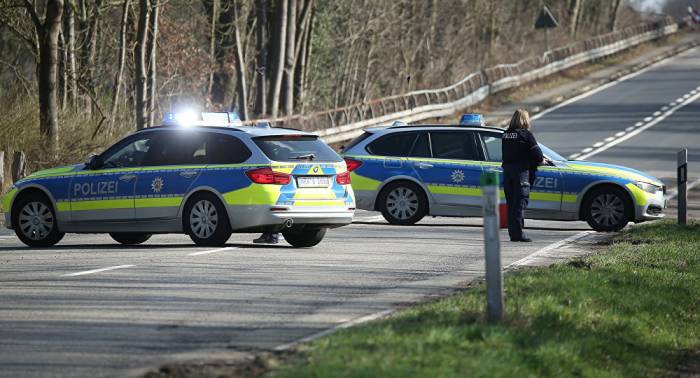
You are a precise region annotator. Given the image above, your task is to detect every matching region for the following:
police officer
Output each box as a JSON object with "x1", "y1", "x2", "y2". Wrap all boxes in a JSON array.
[{"x1": 501, "y1": 109, "x2": 546, "y2": 242}]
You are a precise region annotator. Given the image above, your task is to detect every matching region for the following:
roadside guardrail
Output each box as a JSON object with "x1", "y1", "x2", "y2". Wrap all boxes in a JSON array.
[{"x1": 243, "y1": 18, "x2": 678, "y2": 144}]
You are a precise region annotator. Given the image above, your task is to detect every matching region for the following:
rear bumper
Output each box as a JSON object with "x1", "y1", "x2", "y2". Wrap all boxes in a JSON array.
[{"x1": 227, "y1": 204, "x2": 354, "y2": 231}]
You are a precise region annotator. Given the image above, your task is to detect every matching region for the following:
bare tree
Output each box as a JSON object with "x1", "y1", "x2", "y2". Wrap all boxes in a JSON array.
[
  {"x1": 109, "y1": 0, "x2": 131, "y2": 128},
  {"x1": 25, "y1": 0, "x2": 65, "y2": 149},
  {"x1": 270, "y1": 0, "x2": 287, "y2": 119},
  {"x1": 231, "y1": 0, "x2": 248, "y2": 119},
  {"x1": 135, "y1": 0, "x2": 150, "y2": 130},
  {"x1": 568, "y1": 0, "x2": 585, "y2": 37},
  {"x1": 608, "y1": 0, "x2": 623, "y2": 31},
  {"x1": 254, "y1": 0, "x2": 268, "y2": 116},
  {"x1": 147, "y1": 0, "x2": 160, "y2": 127},
  {"x1": 63, "y1": 1, "x2": 77, "y2": 110}
]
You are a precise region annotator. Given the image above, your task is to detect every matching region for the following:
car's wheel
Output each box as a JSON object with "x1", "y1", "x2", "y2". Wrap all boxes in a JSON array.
[
  {"x1": 377, "y1": 181, "x2": 428, "y2": 225},
  {"x1": 184, "y1": 193, "x2": 232, "y2": 246},
  {"x1": 109, "y1": 233, "x2": 152, "y2": 245},
  {"x1": 282, "y1": 227, "x2": 327, "y2": 248},
  {"x1": 583, "y1": 186, "x2": 632, "y2": 232},
  {"x1": 12, "y1": 193, "x2": 64, "y2": 248}
]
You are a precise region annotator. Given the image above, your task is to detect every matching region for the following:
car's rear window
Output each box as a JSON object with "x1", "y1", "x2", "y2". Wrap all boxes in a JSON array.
[{"x1": 253, "y1": 136, "x2": 342, "y2": 162}]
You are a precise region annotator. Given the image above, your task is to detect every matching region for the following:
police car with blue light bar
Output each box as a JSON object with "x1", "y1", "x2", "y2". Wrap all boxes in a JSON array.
[
  {"x1": 341, "y1": 114, "x2": 666, "y2": 231},
  {"x1": 1, "y1": 112, "x2": 355, "y2": 248}
]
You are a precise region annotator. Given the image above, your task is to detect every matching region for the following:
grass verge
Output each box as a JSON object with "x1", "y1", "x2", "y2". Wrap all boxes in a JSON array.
[{"x1": 273, "y1": 221, "x2": 700, "y2": 378}]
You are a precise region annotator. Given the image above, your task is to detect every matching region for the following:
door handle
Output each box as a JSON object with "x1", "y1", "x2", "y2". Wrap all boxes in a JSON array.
[
  {"x1": 118, "y1": 174, "x2": 136, "y2": 181},
  {"x1": 415, "y1": 162, "x2": 434, "y2": 169},
  {"x1": 179, "y1": 170, "x2": 198, "y2": 178}
]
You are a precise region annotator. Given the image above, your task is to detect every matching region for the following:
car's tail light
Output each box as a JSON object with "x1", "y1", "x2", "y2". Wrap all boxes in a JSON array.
[
  {"x1": 336, "y1": 171, "x2": 351, "y2": 185},
  {"x1": 344, "y1": 158, "x2": 363, "y2": 172},
  {"x1": 246, "y1": 168, "x2": 291, "y2": 185}
]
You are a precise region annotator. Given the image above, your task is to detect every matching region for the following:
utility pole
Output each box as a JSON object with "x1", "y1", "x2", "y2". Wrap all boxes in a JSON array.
[{"x1": 678, "y1": 149, "x2": 688, "y2": 225}]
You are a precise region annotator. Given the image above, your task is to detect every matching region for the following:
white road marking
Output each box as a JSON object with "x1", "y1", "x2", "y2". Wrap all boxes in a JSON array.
[
  {"x1": 644, "y1": 117, "x2": 653, "y2": 122},
  {"x1": 605, "y1": 136, "x2": 615, "y2": 142},
  {"x1": 353, "y1": 215, "x2": 385, "y2": 223},
  {"x1": 683, "y1": 94, "x2": 691, "y2": 99},
  {"x1": 625, "y1": 126, "x2": 635, "y2": 132},
  {"x1": 653, "y1": 111, "x2": 661, "y2": 116},
  {"x1": 187, "y1": 247, "x2": 236, "y2": 256},
  {"x1": 670, "y1": 102, "x2": 677, "y2": 106},
  {"x1": 593, "y1": 142, "x2": 604, "y2": 147},
  {"x1": 615, "y1": 131, "x2": 626, "y2": 137},
  {"x1": 530, "y1": 48, "x2": 697, "y2": 121},
  {"x1": 505, "y1": 231, "x2": 595, "y2": 269},
  {"x1": 62, "y1": 265, "x2": 135, "y2": 277},
  {"x1": 692, "y1": 90, "x2": 698, "y2": 94},
  {"x1": 665, "y1": 178, "x2": 700, "y2": 200},
  {"x1": 568, "y1": 153, "x2": 581, "y2": 159},
  {"x1": 661, "y1": 106, "x2": 669, "y2": 111},
  {"x1": 576, "y1": 89, "x2": 700, "y2": 160},
  {"x1": 581, "y1": 147, "x2": 593, "y2": 153}
]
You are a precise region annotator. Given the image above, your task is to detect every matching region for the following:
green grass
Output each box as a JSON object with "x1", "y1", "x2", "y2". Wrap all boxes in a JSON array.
[{"x1": 274, "y1": 221, "x2": 700, "y2": 378}]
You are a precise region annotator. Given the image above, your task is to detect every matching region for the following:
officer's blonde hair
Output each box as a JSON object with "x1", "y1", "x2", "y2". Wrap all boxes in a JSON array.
[{"x1": 507, "y1": 109, "x2": 531, "y2": 130}]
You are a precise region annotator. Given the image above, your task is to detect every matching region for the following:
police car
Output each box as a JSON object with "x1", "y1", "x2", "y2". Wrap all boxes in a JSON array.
[
  {"x1": 1, "y1": 112, "x2": 355, "y2": 248},
  {"x1": 342, "y1": 114, "x2": 666, "y2": 232}
]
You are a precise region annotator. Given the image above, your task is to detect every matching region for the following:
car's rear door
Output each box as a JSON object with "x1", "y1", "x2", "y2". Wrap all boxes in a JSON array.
[
  {"x1": 133, "y1": 130, "x2": 206, "y2": 220},
  {"x1": 412, "y1": 130, "x2": 484, "y2": 208}
]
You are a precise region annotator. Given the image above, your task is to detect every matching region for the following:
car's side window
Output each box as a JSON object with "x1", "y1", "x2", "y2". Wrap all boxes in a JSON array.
[
  {"x1": 480, "y1": 132, "x2": 503, "y2": 162},
  {"x1": 366, "y1": 132, "x2": 418, "y2": 157},
  {"x1": 207, "y1": 134, "x2": 252, "y2": 164},
  {"x1": 430, "y1": 131, "x2": 480, "y2": 161},
  {"x1": 408, "y1": 132, "x2": 432, "y2": 158},
  {"x1": 141, "y1": 131, "x2": 209, "y2": 166},
  {"x1": 101, "y1": 135, "x2": 154, "y2": 169}
]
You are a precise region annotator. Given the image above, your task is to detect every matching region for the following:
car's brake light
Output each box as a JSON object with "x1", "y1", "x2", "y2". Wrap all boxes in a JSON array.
[
  {"x1": 344, "y1": 158, "x2": 363, "y2": 172},
  {"x1": 336, "y1": 171, "x2": 351, "y2": 185},
  {"x1": 246, "y1": 168, "x2": 291, "y2": 185}
]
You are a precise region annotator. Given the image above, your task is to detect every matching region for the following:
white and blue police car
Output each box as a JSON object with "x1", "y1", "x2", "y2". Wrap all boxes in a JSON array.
[
  {"x1": 342, "y1": 114, "x2": 666, "y2": 232},
  {"x1": 1, "y1": 112, "x2": 355, "y2": 247}
]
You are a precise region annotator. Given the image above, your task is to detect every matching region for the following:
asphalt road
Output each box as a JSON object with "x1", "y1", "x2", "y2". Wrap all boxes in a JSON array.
[{"x1": 2, "y1": 45, "x2": 700, "y2": 378}]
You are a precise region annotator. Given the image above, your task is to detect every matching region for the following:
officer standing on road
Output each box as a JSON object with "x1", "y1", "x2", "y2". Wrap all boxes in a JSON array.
[{"x1": 501, "y1": 109, "x2": 546, "y2": 242}]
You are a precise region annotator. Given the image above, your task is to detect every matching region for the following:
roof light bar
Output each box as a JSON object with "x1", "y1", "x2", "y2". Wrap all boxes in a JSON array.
[
  {"x1": 162, "y1": 111, "x2": 242, "y2": 127},
  {"x1": 459, "y1": 113, "x2": 485, "y2": 127}
]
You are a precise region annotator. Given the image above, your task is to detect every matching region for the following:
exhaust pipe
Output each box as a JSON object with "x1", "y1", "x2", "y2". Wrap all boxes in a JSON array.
[{"x1": 283, "y1": 219, "x2": 294, "y2": 229}]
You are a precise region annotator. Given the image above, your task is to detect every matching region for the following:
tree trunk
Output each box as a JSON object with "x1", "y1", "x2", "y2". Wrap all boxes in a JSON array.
[
  {"x1": 608, "y1": 0, "x2": 622, "y2": 32},
  {"x1": 135, "y1": 0, "x2": 150, "y2": 130},
  {"x1": 85, "y1": 0, "x2": 103, "y2": 95},
  {"x1": 270, "y1": 0, "x2": 287, "y2": 119},
  {"x1": 64, "y1": 1, "x2": 77, "y2": 110},
  {"x1": 231, "y1": 0, "x2": 248, "y2": 119},
  {"x1": 206, "y1": 0, "x2": 219, "y2": 97},
  {"x1": 294, "y1": 5, "x2": 311, "y2": 112},
  {"x1": 147, "y1": 0, "x2": 159, "y2": 127},
  {"x1": 109, "y1": 0, "x2": 131, "y2": 129},
  {"x1": 568, "y1": 0, "x2": 584, "y2": 38},
  {"x1": 254, "y1": 0, "x2": 268, "y2": 116},
  {"x1": 0, "y1": 151, "x2": 4, "y2": 191},
  {"x1": 282, "y1": 0, "x2": 297, "y2": 116},
  {"x1": 29, "y1": 0, "x2": 64, "y2": 149},
  {"x1": 11, "y1": 151, "x2": 27, "y2": 182}
]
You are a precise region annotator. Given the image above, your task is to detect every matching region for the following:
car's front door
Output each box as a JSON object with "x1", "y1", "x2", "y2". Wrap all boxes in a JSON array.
[
  {"x1": 133, "y1": 130, "x2": 207, "y2": 220},
  {"x1": 478, "y1": 131, "x2": 563, "y2": 213},
  {"x1": 412, "y1": 130, "x2": 484, "y2": 208},
  {"x1": 69, "y1": 134, "x2": 154, "y2": 222}
]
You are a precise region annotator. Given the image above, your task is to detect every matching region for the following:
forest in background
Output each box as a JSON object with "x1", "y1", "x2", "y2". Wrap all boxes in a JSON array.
[{"x1": 0, "y1": 0, "x2": 644, "y2": 171}]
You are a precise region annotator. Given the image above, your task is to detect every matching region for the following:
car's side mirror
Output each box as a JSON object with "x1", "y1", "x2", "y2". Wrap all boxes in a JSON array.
[{"x1": 85, "y1": 155, "x2": 102, "y2": 170}]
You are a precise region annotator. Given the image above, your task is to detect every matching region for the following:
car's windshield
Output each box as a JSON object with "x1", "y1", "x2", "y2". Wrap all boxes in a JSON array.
[{"x1": 539, "y1": 143, "x2": 567, "y2": 162}]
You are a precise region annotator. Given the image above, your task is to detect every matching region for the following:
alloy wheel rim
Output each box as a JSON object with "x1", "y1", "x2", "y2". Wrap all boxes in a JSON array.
[
  {"x1": 18, "y1": 202, "x2": 54, "y2": 240},
  {"x1": 590, "y1": 193, "x2": 624, "y2": 227},
  {"x1": 190, "y1": 200, "x2": 218, "y2": 239},
  {"x1": 386, "y1": 187, "x2": 419, "y2": 220}
]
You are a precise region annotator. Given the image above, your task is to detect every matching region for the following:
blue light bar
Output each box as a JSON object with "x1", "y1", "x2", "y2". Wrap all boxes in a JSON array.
[
  {"x1": 459, "y1": 113, "x2": 484, "y2": 126},
  {"x1": 162, "y1": 111, "x2": 241, "y2": 127}
]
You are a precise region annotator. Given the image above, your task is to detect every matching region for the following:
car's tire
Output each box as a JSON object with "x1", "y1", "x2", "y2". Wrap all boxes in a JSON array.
[
  {"x1": 109, "y1": 233, "x2": 152, "y2": 245},
  {"x1": 12, "y1": 193, "x2": 64, "y2": 248},
  {"x1": 183, "y1": 192, "x2": 232, "y2": 246},
  {"x1": 582, "y1": 186, "x2": 633, "y2": 232},
  {"x1": 377, "y1": 181, "x2": 428, "y2": 225},
  {"x1": 282, "y1": 227, "x2": 327, "y2": 248}
]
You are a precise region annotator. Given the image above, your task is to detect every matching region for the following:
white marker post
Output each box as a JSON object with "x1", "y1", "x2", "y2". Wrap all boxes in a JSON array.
[
  {"x1": 481, "y1": 172, "x2": 503, "y2": 323},
  {"x1": 678, "y1": 149, "x2": 688, "y2": 225}
]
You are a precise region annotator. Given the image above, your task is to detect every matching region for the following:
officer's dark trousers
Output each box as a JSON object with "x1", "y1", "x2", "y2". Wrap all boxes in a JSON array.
[{"x1": 503, "y1": 164, "x2": 530, "y2": 241}]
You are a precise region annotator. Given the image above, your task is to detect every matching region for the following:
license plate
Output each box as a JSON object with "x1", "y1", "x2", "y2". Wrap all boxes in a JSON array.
[{"x1": 297, "y1": 176, "x2": 330, "y2": 188}]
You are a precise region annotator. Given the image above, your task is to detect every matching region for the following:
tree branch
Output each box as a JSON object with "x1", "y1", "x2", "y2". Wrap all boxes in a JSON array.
[{"x1": 22, "y1": 0, "x2": 41, "y2": 28}]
